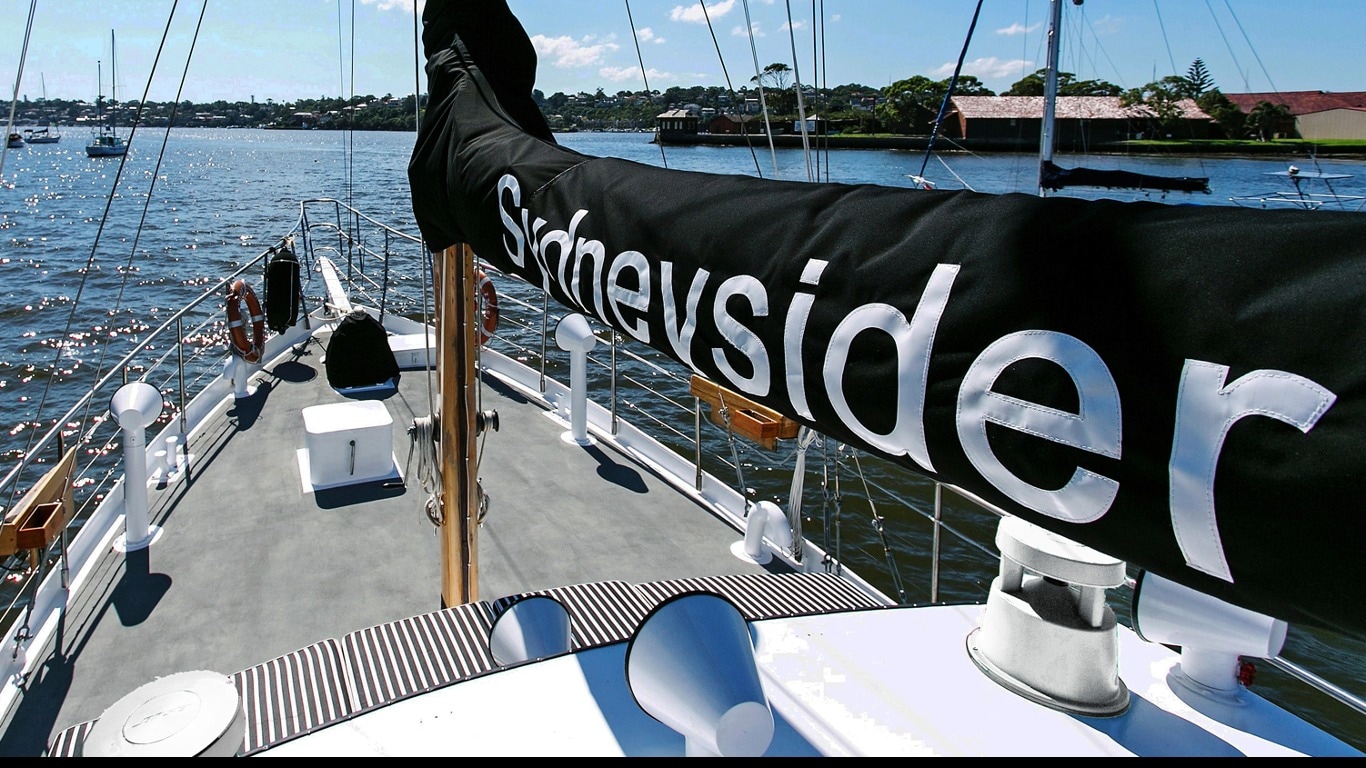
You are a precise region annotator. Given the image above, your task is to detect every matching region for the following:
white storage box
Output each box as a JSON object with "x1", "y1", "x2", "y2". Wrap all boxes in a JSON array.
[
  {"x1": 301, "y1": 400, "x2": 395, "y2": 488},
  {"x1": 389, "y1": 332, "x2": 437, "y2": 370}
]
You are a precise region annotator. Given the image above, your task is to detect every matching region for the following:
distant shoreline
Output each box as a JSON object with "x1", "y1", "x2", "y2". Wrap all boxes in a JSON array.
[{"x1": 650, "y1": 132, "x2": 1366, "y2": 158}]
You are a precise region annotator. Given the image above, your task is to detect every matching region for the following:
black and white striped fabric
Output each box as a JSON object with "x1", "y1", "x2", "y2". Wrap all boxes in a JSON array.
[
  {"x1": 342, "y1": 601, "x2": 497, "y2": 712},
  {"x1": 44, "y1": 719, "x2": 93, "y2": 758},
  {"x1": 47, "y1": 573, "x2": 884, "y2": 756},
  {"x1": 491, "y1": 580, "x2": 655, "y2": 650},
  {"x1": 634, "y1": 572, "x2": 885, "y2": 620},
  {"x1": 234, "y1": 638, "x2": 354, "y2": 755}
]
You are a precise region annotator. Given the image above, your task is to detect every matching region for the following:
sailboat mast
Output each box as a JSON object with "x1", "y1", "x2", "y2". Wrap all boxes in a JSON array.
[
  {"x1": 110, "y1": 30, "x2": 117, "y2": 139},
  {"x1": 1038, "y1": 0, "x2": 1068, "y2": 195},
  {"x1": 436, "y1": 244, "x2": 481, "y2": 607}
]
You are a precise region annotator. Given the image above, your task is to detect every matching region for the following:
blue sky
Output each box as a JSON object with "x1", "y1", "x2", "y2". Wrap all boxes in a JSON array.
[{"x1": 2, "y1": 0, "x2": 1363, "y2": 105}]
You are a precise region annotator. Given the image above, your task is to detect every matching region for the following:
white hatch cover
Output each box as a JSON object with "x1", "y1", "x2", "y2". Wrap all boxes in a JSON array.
[{"x1": 82, "y1": 671, "x2": 242, "y2": 757}]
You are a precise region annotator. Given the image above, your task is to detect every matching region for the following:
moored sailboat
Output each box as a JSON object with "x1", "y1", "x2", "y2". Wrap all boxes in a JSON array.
[
  {"x1": 85, "y1": 32, "x2": 126, "y2": 159},
  {"x1": 23, "y1": 75, "x2": 61, "y2": 144}
]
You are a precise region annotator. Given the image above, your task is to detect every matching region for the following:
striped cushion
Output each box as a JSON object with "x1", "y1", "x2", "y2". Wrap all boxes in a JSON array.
[
  {"x1": 234, "y1": 639, "x2": 354, "y2": 756},
  {"x1": 342, "y1": 601, "x2": 497, "y2": 712},
  {"x1": 493, "y1": 580, "x2": 653, "y2": 650},
  {"x1": 633, "y1": 572, "x2": 884, "y2": 620},
  {"x1": 46, "y1": 574, "x2": 882, "y2": 756},
  {"x1": 46, "y1": 719, "x2": 94, "y2": 758}
]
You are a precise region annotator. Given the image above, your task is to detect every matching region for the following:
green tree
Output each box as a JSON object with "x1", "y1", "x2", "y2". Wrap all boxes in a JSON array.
[
  {"x1": 1184, "y1": 59, "x2": 1215, "y2": 98},
  {"x1": 751, "y1": 63, "x2": 796, "y2": 115},
  {"x1": 1121, "y1": 76, "x2": 1191, "y2": 137},
  {"x1": 1005, "y1": 69, "x2": 1120, "y2": 97},
  {"x1": 1197, "y1": 89, "x2": 1244, "y2": 139},
  {"x1": 875, "y1": 75, "x2": 943, "y2": 134},
  {"x1": 1247, "y1": 100, "x2": 1294, "y2": 141}
]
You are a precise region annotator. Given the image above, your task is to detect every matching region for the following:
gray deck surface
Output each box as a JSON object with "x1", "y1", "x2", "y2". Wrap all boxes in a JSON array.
[{"x1": 10, "y1": 330, "x2": 780, "y2": 755}]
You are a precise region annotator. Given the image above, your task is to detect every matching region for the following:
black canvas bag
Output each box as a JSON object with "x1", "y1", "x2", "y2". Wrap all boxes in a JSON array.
[{"x1": 324, "y1": 311, "x2": 398, "y2": 389}]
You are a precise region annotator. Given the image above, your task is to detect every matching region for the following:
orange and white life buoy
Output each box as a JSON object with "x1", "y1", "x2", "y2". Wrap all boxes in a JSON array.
[
  {"x1": 475, "y1": 267, "x2": 499, "y2": 345},
  {"x1": 226, "y1": 279, "x2": 267, "y2": 363}
]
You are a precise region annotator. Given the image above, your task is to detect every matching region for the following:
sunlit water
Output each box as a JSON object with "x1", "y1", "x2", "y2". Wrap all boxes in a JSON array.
[{"x1": 2, "y1": 127, "x2": 1364, "y2": 749}]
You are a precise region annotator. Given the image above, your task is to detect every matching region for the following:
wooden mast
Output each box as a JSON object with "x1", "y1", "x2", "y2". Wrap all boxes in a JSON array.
[{"x1": 437, "y1": 243, "x2": 480, "y2": 607}]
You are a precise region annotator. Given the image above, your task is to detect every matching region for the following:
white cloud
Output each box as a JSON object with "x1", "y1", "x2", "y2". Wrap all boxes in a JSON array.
[
  {"x1": 933, "y1": 56, "x2": 1033, "y2": 81},
  {"x1": 636, "y1": 27, "x2": 667, "y2": 45},
  {"x1": 531, "y1": 34, "x2": 621, "y2": 69},
  {"x1": 359, "y1": 0, "x2": 420, "y2": 12},
  {"x1": 598, "y1": 65, "x2": 673, "y2": 86},
  {"x1": 996, "y1": 22, "x2": 1041, "y2": 37},
  {"x1": 671, "y1": 0, "x2": 736, "y2": 24},
  {"x1": 731, "y1": 22, "x2": 763, "y2": 38}
]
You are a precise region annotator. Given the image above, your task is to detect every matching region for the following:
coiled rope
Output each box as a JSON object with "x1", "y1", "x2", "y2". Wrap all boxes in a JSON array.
[{"x1": 407, "y1": 415, "x2": 443, "y2": 527}]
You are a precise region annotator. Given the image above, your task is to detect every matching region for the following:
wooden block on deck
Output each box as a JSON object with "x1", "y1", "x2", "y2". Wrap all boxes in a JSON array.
[
  {"x1": 0, "y1": 447, "x2": 76, "y2": 556},
  {"x1": 689, "y1": 375, "x2": 800, "y2": 451}
]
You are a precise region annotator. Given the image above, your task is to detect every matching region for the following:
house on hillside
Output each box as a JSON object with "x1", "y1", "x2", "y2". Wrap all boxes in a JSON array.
[
  {"x1": 1225, "y1": 91, "x2": 1366, "y2": 141},
  {"x1": 943, "y1": 96, "x2": 1212, "y2": 148}
]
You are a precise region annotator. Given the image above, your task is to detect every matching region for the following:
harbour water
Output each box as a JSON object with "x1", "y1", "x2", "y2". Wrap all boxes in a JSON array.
[{"x1": 1, "y1": 127, "x2": 1364, "y2": 748}]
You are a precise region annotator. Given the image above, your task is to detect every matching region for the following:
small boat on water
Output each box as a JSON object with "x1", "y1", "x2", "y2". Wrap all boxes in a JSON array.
[
  {"x1": 21, "y1": 128, "x2": 59, "y2": 145},
  {"x1": 1229, "y1": 164, "x2": 1366, "y2": 212},
  {"x1": 24, "y1": 76, "x2": 61, "y2": 145},
  {"x1": 4, "y1": 133, "x2": 22, "y2": 149},
  {"x1": 0, "y1": 0, "x2": 1364, "y2": 757},
  {"x1": 84, "y1": 32, "x2": 127, "y2": 159}
]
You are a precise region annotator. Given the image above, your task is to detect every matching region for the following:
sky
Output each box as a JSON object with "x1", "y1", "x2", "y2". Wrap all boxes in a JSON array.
[{"x1": 2, "y1": 0, "x2": 1363, "y2": 107}]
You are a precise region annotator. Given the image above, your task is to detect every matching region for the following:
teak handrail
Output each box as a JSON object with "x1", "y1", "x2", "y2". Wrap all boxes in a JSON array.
[
  {"x1": 0, "y1": 447, "x2": 77, "y2": 557},
  {"x1": 689, "y1": 376, "x2": 800, "y2": 451}
]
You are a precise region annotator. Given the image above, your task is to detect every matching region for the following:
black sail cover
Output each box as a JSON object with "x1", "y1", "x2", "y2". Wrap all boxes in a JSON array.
[{"x1": 409, "y1": 5, "x2": 1366, "y2": 638}]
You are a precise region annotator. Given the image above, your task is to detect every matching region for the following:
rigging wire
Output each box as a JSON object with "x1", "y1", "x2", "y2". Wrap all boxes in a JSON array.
[
  {"x1": 739, "y1": 0, "x2": 781, "y2": 178},
  {"x1": 623, "y1": 1, "x2": 668, "y2": 169},
  {"x1": 413, "y1": 1, "x2": 424, "y2": 129},
  {"x1": 697, "y1": 0, "x2": 764, "y2": 177},
  {"x1": 812, "y1": 0, "x2": 828, "y2": 183},
  {"x1": 1219, "y1": 0, "x2": 1278, "y2": 94},
  {"x1": 782, "y1": 0, "x2": 814, "y2": 183},
  {"x1": 1202, "y1": 0, "x2": 1248, "y2": 92},
  {"x1": 336, "y1": 0, "x2": 355, "y2": 213},
  {"x1": 14, "y1": 2, "x2": 192, "y2": 512},
  {"x1": 0, "y1": 0, "x2": 39, "y2": 185},
  {"x1": 348, "y1": 0, "x2": 356, "y2": 212},
  {"x1": 917, "y1": 0, "x2": 984, "y2": 184},
  {"x1": 1150, "y1": 0, "x2": 1180, "y2": 84}
]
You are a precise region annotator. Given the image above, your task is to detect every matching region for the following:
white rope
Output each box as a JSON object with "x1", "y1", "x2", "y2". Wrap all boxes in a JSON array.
[
  {"x1": 785, "y1": 427, "x2": 818, "y2": 561},
  {"x1": 407, "y1": 415, "x2": 443, "y2": 526}
]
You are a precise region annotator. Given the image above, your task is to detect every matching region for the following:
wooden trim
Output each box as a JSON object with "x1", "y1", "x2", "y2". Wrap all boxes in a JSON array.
[
  {"x1": 0, "y1": 447, "x2": 76, "y2": 557},
  {"x1": 688, "y1": 376, "x2": 799, "y2": 451}
]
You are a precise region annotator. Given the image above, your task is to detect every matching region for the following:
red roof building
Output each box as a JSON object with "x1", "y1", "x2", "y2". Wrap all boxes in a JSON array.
[{"x1": 1225, "y1": 91, "x2": 1366, "y2": 141}]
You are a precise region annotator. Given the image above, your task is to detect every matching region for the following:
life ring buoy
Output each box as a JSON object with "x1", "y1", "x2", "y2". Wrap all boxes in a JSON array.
[
  {"x1": 226, "y1": 279, "x2": 267, "y2": 363},
  {"x1": 475, "y1": 267, "x2": 499, "y2": 345}
]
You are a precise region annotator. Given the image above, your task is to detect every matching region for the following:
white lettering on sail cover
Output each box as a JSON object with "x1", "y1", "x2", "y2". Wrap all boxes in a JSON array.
[
  {"x1": 824, "y1": 264, "x2": 957, "y2": 474},
  {"x1": 958, "y1": 330, "x2": 1122, "y2": 524},
  {"x1": 712, "y1": 274, "x2": 770, "y2": 396},
  {"x1": 496, "y1": 173, "x2": 1340, "y2": 580},
  {"x1": 606, "y1": 250, "x2": 650, "y2": 343},
  {"x1": 784, "y1": 259, "x2": 827, "y2": 420},
  {"x1": 1170, "y1": 361, "x2": 1336, "y2": 581}
]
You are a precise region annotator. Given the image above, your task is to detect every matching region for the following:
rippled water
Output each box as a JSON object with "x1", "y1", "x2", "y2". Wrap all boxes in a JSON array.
[{"x1": 2, "y1": 128, "x2": 1364, "y2": 748}]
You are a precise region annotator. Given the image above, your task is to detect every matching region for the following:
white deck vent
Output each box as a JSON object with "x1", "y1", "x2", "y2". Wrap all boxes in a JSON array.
[
  {"x1": 626, "y1": 593, "x2": 774, "y2": 757},
  {"x1": 967, "y1": 515, "x2": 1130, "y2": 716}
]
